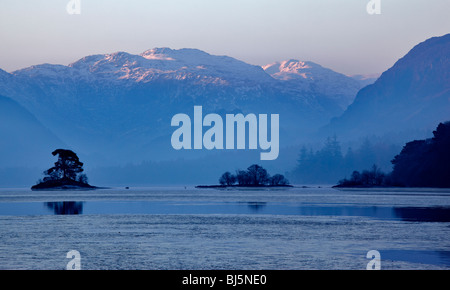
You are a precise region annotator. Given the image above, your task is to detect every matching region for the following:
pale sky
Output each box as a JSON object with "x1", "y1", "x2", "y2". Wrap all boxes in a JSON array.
[{"x1": 0, "y1": 0, "x2": 449, "y2": 75}]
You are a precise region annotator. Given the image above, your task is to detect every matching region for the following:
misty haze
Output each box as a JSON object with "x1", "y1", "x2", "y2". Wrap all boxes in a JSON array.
[{"x1": 0, "y1": 19, "x2": 449, "y2": 271}]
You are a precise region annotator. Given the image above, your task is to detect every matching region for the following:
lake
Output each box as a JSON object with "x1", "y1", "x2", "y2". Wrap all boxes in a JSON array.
[{"x1": 0, "y1": 186, "x2": 449, "y2": 269}]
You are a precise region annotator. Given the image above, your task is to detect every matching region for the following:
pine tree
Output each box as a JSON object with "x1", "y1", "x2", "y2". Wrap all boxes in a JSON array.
[
  {"x1": 44, "y1": 149, "x2": 84, "y2": 181},
  {"x1": 32, "y1": 149, "x2": 93, "y2": 190}
]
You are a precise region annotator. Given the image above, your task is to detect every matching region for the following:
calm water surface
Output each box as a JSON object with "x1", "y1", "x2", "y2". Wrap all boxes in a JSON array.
[{"x1": 0, "y1": 186, "x2": 449, "y2": 269}]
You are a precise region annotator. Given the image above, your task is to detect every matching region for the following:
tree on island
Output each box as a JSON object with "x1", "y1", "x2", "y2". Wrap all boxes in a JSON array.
[
  {"x1": 45, "y1": 149, "x2": 85, "y2": 181},
  {"x1": 235, "y1": 170, "x2": 251, "y2": 186},
  {"x1": 32, "y1": 149, "x2": 94, "y2": 190},
  {"x1": 269, "y1": 174, "x2": 290, "y2": 186},
  {"x1": 215, "y1": 164, "x2": 290, "y2": 187},
  {"x1": 219, "y1": 171, "x2": 236, "y2": 186},
  {"x1": 247, "y1": 164, "x2": 270, "y2": 186}
]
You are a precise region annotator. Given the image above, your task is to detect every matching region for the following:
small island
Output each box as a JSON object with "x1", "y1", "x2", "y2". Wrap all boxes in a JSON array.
[
  {"x1": 196, "y1": 164, "x2": 292, "y2": 188},
  {"x1": 31, "y1": 149, "x2": 96, "y2": 190}
]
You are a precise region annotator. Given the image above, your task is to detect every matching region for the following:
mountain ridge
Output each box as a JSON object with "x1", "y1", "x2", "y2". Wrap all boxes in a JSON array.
[
  {"x1": 0, "y1": 94, "x2": 64, "y2": 168},
  {"x1": 0, "y1": 47, "x2": 365, "y2": 166},
  {"x1": 0, "y1": 34, "x2": 448, "y2": 186},
  {"x1": 321, "y1": 33, "x2": 450, "y2": 141},
  {"x1": 263, "y1": 59, "x2": 363, "y2": 109}
]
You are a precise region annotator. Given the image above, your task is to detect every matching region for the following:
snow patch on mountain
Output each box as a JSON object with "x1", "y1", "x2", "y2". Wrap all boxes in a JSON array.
[
  {"x1": 263, "y1": 59, "x2": 362, "y2": 108},
  {"x1": 42, "y1": 47, "x2": 272, "y2": 85},
  {"x1": 262, "y1": 60, "x2": 313, "y2": 80}
]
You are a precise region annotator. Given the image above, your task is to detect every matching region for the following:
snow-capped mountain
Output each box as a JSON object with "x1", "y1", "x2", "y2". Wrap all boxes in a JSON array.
[
  {"x1": 1, "y1": 35, "x2": 448, "y2": 186},
  {"x1": 63, "y1": 47, "x2": 273, "y2": 85},
  {"x1": 1, "y1": 48, "x2": 363, "y2": 166},
  {"x1": 263, "y1": 59, "x2": 362, "y2": 109}
]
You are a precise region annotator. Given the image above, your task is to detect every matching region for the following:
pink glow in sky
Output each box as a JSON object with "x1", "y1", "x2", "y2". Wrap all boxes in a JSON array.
[{"x1": 0, "y1": 0, "x2": 449, "y2": 75}]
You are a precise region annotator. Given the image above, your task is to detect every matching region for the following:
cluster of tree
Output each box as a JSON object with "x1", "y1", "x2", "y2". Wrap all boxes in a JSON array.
[
  {"x1": 335, "y1": 164, "x2": 388, "y2": 187},
  {"x1": 32, "y1": 149, "x2": 93, "y2": 189},
  {"x1": 219, "y1": 164, "x2": 290, "y2": 186},
  {"x1": 290, "y1": 136, "x2": 399, "y2": 184},
  {"x1": 336, "y1": 122, "x2": 450, "y2": 188},
  {"x1": 390, "y1": 122, "x2": 450, "y2": 187}
]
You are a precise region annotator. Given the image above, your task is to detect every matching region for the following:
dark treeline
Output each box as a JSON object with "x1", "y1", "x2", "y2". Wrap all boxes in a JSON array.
[
  {"x1": 336, "y1": 164, "x2": 388, "y2": 187},
  {"x1": 336, "y1": 121, "x2": 450, "y2": 188},
  {"x1": 289, "y1": 136, "x2": 399, "y2": 184},
  {"x1": 390, "y1": 121, "x2": 450, "y2": 187},
  {"x1": 219, "y1": 164, "x2": 290, "y2": 187}
]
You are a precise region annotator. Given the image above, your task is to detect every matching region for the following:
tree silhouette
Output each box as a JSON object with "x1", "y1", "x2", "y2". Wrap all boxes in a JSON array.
[
  {"x1": 270, "y1": 174, "x2": 289, "y2": 186},
  {"x1": 235, "y1": 170, "x2": 250, "y2": 186},
  {"x1": 247, "y1": 164, "x2": 269, "y2": 186},
  {"x1": 391, "y1": 122, "x2": 450, "y2": 187},
  {"x1": 32, "y1": 149, "x2": 93, "y2": 190},
  {"x1": 213, "y1": 165, "x2": 290, "y2": 187},
  {"x1": 44, "y1": 149, "x2": 84, "y2": 181},
  {"x1": 219, "y1": 171, "x2": 236, "y2": 186},
  {"x1": 336, "y1": 164, "x2": 386, "y2": 187},
  {"x1": 335, "y1": 121, "x2": 450, "y2": 188}
]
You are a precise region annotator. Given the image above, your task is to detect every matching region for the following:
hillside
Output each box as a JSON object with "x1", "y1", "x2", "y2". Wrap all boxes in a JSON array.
[{"x1": 321, "y1": 34, "x2": 450, "y2": 142}]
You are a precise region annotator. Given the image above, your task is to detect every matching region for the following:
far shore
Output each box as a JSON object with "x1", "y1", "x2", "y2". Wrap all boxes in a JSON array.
[
  {"x1": 195, "y1": 184, "x2": 294, "y2": 189},
  {"x1": 332, "y1": 185, "x2": 450, "y2": 192}
]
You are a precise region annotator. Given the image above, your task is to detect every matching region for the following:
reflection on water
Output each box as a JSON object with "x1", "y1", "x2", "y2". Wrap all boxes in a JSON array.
[
  {"x1": 295, "y1": 205, "x2": 394, "y2": 220},
  {"x1": 37, "y1": 202, "x2": 450, "y2": 222},
  {"x1": 296, "y1": 205, "x2": 450, "y2": 222},
  {"x1": 45, "y1": 202, "x2": 84, "y2": 215},
  {"x1": 1, "y1": 200, "x2": 450, "y2": 223},
  {"x1": 1, "y1": 188, "x2": 449, "y2": 270},
  {"x1": 394, "y1": 207, "x2": 450, "y2": 222},
  {"x1": 246, "y1": 202, "x2": 267, "y2": 212}
]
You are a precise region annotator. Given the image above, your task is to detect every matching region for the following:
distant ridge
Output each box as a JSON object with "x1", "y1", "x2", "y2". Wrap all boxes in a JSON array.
[
  {"x1": 0, "y1": 94, "x2": 63, "y2": 167},
  {"x1": 0, "y1": 47, "x2": 363, "y2": 166},
  {"x1": 321, "y1": 33, "x2": 450, "y2": 141}
]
